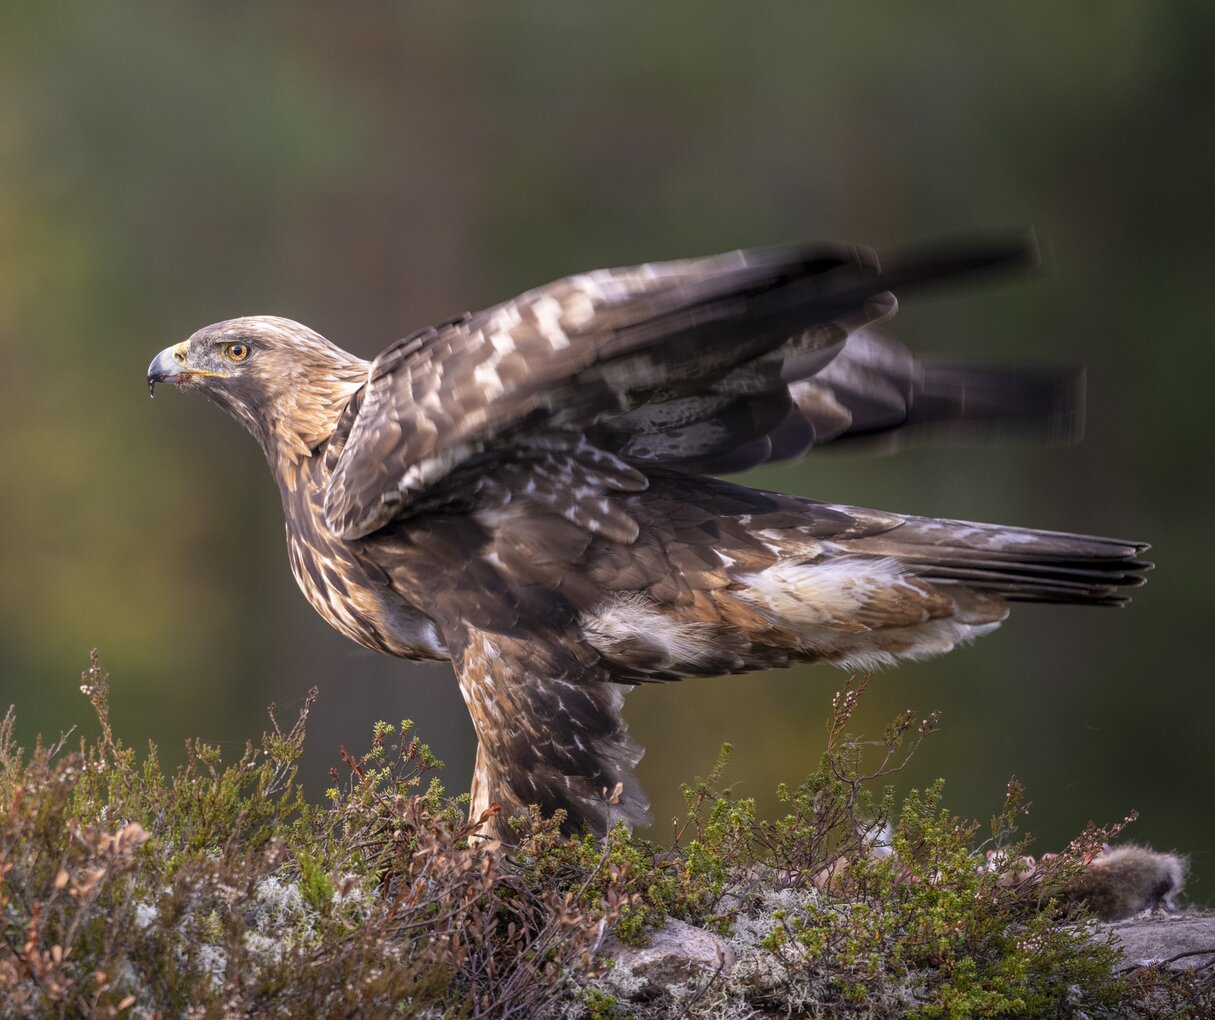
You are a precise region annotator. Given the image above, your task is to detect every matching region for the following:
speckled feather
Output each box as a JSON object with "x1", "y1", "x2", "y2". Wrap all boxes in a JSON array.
[{"x1": 155, "y1": 237, "x2": 1149, "y2": 842}]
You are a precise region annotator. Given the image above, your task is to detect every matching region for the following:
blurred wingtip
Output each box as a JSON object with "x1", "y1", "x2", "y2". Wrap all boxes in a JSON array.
[
  {"x1": 871, "y1": 229, "x2": 1045, "y2": 295},
  {"x1": 1022, "y1": 226, "x2": 1044, "y2": 270}
]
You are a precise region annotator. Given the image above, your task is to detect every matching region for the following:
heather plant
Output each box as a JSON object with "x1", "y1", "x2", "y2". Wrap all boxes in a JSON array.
[
  {"x1": 0, "y1": 656, "x2": 1208, "y2": 1019},
  {"x1": 0, "y1": 652, "x2": 622, "y2": 1017},
  {"x1": 551, "y1": 676, "x2": 1210, "y2": 1018}
]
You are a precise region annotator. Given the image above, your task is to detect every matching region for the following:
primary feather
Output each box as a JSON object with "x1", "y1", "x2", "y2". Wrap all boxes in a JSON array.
[{"x1": 148, "y1": 236, "x2": 1148, "y2": 841}]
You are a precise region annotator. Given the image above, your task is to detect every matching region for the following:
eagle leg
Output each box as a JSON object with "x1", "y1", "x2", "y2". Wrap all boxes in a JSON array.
[{"x1": 448, "y1": 623, "x2": 650, "y2": 844}]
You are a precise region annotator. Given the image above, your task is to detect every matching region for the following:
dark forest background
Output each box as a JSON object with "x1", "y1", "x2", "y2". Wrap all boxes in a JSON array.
[{"x1": 2, "y1": 4, "x2": 1212, "y2": 899}]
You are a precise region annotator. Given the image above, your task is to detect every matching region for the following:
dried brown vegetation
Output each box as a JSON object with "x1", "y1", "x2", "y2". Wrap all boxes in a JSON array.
[
  {"x1": 0, "y1": 657, "x2": 1209, "y2": 1019},
  {"x1": 0, "y1": 652, "x2": 623, "y2": 1018}
]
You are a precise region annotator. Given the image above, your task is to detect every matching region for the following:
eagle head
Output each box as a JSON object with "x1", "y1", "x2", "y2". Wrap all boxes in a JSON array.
[{"x1": 148, "y1": 316, "x2": 369, "y2": 463}]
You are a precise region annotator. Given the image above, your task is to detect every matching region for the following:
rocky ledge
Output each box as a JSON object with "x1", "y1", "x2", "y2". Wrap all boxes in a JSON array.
[{"x1": 594, "y1": 911, "x2": 1215, "y2": 1015}]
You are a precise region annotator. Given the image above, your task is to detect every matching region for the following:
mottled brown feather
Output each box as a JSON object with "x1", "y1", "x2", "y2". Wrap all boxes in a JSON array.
[{"x1": 152, "y1": 237, "x2": 1148, "y2": 840}]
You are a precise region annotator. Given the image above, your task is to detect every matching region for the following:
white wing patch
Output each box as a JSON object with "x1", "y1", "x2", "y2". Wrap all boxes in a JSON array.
[{"x1": 583, "y1": 593, "x2": 717, "y2": 669}]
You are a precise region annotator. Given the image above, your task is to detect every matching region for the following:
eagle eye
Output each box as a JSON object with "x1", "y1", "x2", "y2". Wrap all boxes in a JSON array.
[{"x1": 224, "y1": 342, "x2": 251, "y2": 363}]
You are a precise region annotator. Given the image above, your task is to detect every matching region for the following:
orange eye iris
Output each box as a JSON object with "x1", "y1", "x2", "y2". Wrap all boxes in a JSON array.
[{"x1": 225, "y1": 342, "x2": 250, "y2": 362}]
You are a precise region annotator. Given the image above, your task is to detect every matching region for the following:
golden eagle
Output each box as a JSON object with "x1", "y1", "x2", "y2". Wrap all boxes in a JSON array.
[{"x1": 147, "y1": 237, "x2": 1148, "y2": 841}]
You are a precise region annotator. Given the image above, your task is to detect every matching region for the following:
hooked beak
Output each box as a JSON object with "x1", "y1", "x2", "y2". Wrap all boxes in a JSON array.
[{"x1": 147, "y1": 342, "x2": 228, "y2": 397}]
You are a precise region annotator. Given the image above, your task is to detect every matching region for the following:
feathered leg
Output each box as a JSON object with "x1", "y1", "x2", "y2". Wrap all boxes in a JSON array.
[{"x1": 448, "y1": 623, "x2": 649, "y2": 842}]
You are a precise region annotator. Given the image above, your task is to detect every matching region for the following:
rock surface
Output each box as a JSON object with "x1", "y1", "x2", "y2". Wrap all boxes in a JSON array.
[
  {"x1": 600, "y1": 911, "x2": 1215, "y2": 1003},
  {"x1": 601, "y1": 917, "x2": 734, "y2": 995},
  {"x1": 1106, "y1": 911, "x2": 1215, "y2": 971}
]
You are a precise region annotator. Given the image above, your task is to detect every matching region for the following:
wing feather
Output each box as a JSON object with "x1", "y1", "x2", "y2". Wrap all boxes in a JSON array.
[{"x1": 324, "y1": 237, "x2": 1041, "y2": 539}]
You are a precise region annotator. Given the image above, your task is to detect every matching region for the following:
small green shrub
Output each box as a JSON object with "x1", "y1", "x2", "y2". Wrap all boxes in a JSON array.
[
  {"x1": 549, "y1": 677, "x2": 1210, "y2": 1018},
  {"x1": 0, "y1": 652, "x2": 619, "y2": 1018},
  {"x1": 0, "y1": 659, "x2": 1208, "y2": 1019}
]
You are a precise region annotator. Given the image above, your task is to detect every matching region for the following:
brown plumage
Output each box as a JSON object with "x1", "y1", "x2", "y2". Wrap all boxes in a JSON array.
[{"x1": 147, "y1": 236, "x2": 1149, "y2": 842}]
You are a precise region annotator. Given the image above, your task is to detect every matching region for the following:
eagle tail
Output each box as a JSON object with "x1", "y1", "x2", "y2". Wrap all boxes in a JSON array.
[
  {"x1": 713, "y1": 509, "x2": 1151, "y2": 673},
  {"x1": 829, "y1": 515, "x2": 1151, "y2": 607}
]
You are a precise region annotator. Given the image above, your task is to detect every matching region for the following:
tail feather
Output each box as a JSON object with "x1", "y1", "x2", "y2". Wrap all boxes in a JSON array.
[
  {"x1": 918, "y1": 568, "x2": 1143, "y2": 606},
  {"x1": 830, "y1": 514, "x2": 1151, "y2": 607}
]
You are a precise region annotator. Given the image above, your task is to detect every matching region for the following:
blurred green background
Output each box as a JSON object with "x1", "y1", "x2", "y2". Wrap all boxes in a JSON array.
[{"x1": 2, "y1": 4, "x2": 1212, "y2": 899}]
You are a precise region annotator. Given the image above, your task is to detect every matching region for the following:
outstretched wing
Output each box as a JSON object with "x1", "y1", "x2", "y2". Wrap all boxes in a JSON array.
[
  {"x1": 323, "y1": 237, "x2": 1039, "y2": 540},
  {"x1": 592, "y1": 326, "x2": 1084, "y2": 475}
]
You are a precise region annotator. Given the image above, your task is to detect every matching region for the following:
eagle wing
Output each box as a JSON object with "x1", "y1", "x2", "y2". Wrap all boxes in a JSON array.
[{"x1": 323, "y1": 237, "x2": 1042, "y2": 540}]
